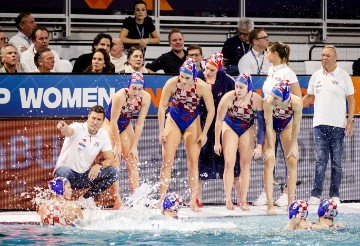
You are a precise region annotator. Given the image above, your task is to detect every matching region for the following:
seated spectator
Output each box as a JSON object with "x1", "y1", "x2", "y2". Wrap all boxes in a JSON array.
[
  {"x1": 110, "y1": 38, "x2": 127, "y2": 73},
  {"x1": 72, "y1": 33, "x2": 114, "y2": 73},
  {"x1": 33, "y1": 47, "x2": 55, "y2": 73},
  {"x1": 186, "y1": 44, "x2": 204, "y2": 71},
  {"x1": 222, "y1": 17, "x2": 254, "y2": 75},
  {"x1": 0, "y1": 30, "x2": 8, "y2": 49},
  {"x1": 20, "y1": 26, "x2": 64, "y2": 72},
  {"x1": 238, "y1": 28, "x2": 271, "y2": 75},
  {"x1": 119, "y1": 0, "x2": 160, "y2": 51},
  {"x1": 119, "y1": 45, "x2": 148, "y2": 73},
  {"x1": 145, "y1": 29, "x2": 186, "y2": 74},
  {"x1": 9, "y1": 12, "x2": 37, "y2": 57},
  {"x1": 0, "y1": 44, "x2": 21, "y2": 73},
  {"x1": 83, "y1": 48, "x2": 114, "y2": 73}
]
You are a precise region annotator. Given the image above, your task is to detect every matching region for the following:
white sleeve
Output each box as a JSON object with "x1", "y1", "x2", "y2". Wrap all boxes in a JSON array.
[
  {"x1": 286, "y1": 69, "x2": 299, "y2": 84},
  {"x1": 101, "y1": 130, "x2": 113, "y2": 152},
  {"x1": 20, "y1": 51, "x2": 34, "y2": 72},
  {"x1": 344, "y1": 72, "x2": 355, "y2": 96},
  {"x1": 238, "y1": 55, "x2": 252, "y2": 74},
  {"x1": 307, "y1": 73, "x2": 315, "y2": 95}
]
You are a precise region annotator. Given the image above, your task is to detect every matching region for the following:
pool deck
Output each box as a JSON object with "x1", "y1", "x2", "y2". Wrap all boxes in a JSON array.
[{"x1": 1, "y1": 203, "x2": 360, "y2": 223}]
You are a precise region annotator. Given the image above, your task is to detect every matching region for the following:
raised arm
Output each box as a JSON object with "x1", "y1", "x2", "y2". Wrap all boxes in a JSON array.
[
  {"x1": 214, "y1": 91, "x2": 232, "y2": 155},
  {"x1": 57, "y1": 121, "x2": 74, "y2": 137}
]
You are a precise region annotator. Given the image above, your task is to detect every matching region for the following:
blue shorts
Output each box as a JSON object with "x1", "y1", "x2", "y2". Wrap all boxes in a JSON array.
[
  {"x1": 169, "y1": 106, "x2": 199, "y2": 134},
  {"x1": 273, "y1": 116, "x2": 292, "y2": 133},
  {"x1": 224, "y1": 115, "x2": 254, "y2": 137}
]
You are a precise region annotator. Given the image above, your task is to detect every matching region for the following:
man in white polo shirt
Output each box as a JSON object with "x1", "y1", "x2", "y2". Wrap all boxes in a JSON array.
[
  {"x1": 303, "y1": 45, "x2": 355, "y2": 206},
  {"x1": 238, "y1": 28, "x2": 271, "y2": 75},
  {"x1": 54, "y1": 105, "x2": 120, "y2": 202}
]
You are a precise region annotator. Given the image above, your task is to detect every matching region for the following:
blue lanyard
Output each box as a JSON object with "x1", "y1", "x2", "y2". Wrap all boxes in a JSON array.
[
  {"x1": 251, "y1": 49, "x2": 265, "y2": 75},
  {"x1": 136, "y1": 24, "x2": 144, "y2": 39}
]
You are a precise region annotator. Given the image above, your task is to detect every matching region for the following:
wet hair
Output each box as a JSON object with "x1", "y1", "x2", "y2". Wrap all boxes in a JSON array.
[
  {"x1": 133, "y1": 0, "x2": 147, "y2": 12},
  {"x1": 15, "y1": 12, "x2": 32, "y2": 30},
  {"x1": 168, "y1": 29, "x2": 183, "y2": 42},
  {"x1": 249, "y1": 28, "x2": 265, "y2": 44},
  {"x1": 89, "y1": 105, "x2": 106, "y2": 119},
  {"x1": 126, "y1": 45, "x2": 145, "y2": 61},
  {"x1": 83, "y1": 48, "x2": 114, "y2": 73},
  {"x1": 268, "y1": 41, "x2": 291, "y2": 65},
  {"x1": 30, "y1": 26, "x2": 49, "y2": 42},
  {"x1": 92, "y1": 33, "x2": 113, "y2": 53},
  {"x1": 187, "y1": 44, "x2": 203, "y2": 55},
  {"x1": 238, "y1": 17, "x2": 254, "y2": 32},
  {"x1": 34, "y1": 47, "x2": 52, "y2": 67}
]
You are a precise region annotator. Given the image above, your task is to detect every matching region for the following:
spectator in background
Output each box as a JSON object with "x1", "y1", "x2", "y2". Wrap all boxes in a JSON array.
[
  {"x1": 33, "y1": 47, "x2": 55, "y2": 73},
  {"x1": 0, "y1": 31, "x2": 8, "y2": 49},
  {"x1": 119, "y1": 46, "x2": 148, "y2": 73},
  {"x1": 119, "y1": 0, "x2": 160, "y2": 51},
  {"x1": 9, "y1": 12, "x2": 37, "y2": 56},
  {"x1": 20, "y1": 26, "x2": 64, "y2": 72},
  {"x1": 146, "y1": 29, "x2": 186, "y2": 74},
  {"x1": 110, "y1": 38, "x2": 127, "y2": 73},
  {"x1": 187, "y1": 44, "x2": 204, "y2": 72},
  {"x1": 303, "y1": 45, "x2": 355, "y2": 206},
  {"x1": 222, "y1": 17, "x2": 254, "y2": 75},
  {"x1": 72, "y1": 33, "x2": 114, "y2": 73},
  {"x1": 0, "y1": 44, "x2": 20, "y2": 73},
  {"x1": 238, "y1": 28, "x2": 270, "y2": 75},
  {"x1": 83, "y1": 48, "x2": 114, "y2": 73}
]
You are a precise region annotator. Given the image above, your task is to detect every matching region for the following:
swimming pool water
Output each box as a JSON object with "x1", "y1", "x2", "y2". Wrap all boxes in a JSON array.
[{"x1": 1, "y1": 213, "x2": 360, "y2": 245}]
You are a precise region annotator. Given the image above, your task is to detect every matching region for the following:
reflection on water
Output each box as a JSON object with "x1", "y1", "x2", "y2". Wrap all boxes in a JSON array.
[{"x1": 0, "y1": 214, "x2": 360, "y2": 245}]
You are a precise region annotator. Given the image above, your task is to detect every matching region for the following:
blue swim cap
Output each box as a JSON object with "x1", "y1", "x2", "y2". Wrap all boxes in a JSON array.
[
  {"x1": 235, "y1": 73, "x2": 253, "y2": 92},
  {"x1": 127, "y1": 71, "x2": 145, "y2": 88},
  {"x1": 289, "y1": 200, "x2": 308, "y2": 220},
  {"x1": 179, "y1": 58, "x2": 197, "y2": 79},
  {"x1": 272, "y1": 80, "x2": 291, "y2": 101},
  {"x1": 49, "y1": 177, "x2": 69, "y2": 195},
  {"x1": 162, "y1": 193, "x2": 183, "y2": 212},
  {"x1": 318, "y1": 199, "x2": 338, "y2": 220}
]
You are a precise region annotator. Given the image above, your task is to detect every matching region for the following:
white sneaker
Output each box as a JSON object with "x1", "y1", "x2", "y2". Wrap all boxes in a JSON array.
[
  {"x1": 331, "y1": 197, "x2": 341, "y2": 205},
  {"x1": 274, "y1": 193, "x2": 288, "y2": 207},
  {"x1": 308, "y1": 196, "x2": 321, "y2": 205},
  {"x1": 253, "y1": 191, "x2": 267, "y2": 206}
]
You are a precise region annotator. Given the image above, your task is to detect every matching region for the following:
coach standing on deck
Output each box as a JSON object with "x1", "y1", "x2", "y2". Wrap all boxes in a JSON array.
[{"x1": 303, "y1": 45, "x2": 355, "y2": 206}]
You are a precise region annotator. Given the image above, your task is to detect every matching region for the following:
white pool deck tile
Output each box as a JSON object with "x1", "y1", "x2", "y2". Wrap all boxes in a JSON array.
[{"x1": 1, "y1": 203, "x2": 360, "y2": 223}]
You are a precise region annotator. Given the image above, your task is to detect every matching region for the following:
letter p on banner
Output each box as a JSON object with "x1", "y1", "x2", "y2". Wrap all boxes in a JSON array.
[{"x1": 0, "y1": 88, "x2": 10, "y2": 104}]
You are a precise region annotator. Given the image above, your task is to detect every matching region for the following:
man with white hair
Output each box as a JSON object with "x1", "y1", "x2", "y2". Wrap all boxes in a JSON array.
[{"x1": 0, "y1": 44, "x2": 20, "y2": 73}]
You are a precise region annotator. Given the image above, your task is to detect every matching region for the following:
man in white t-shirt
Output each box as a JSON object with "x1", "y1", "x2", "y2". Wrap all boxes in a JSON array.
[
  {"x1": 238, "y1": 28, "x2": 271, "y2": 75},
  {"x1": 303, "y1": 45, "x2": 355, "y2": 206},
  {"x1": 54, "y1": 105, "x2": 120, "y2": 201}
]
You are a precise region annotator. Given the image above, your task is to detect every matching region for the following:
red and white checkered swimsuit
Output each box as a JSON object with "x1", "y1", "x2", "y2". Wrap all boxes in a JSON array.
[
  {"x1": 42, "y1": 201, "x2": 74, "y2": 226},
  {"x1": 227, "y1": 92, "x2": 255, "y2": 122},
  {"x1": 169, "y1": 76, "x2": 201, "y2": 133},
  {"x1": 272, "y1": 99, "x2": 294, "y2": 133}
]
